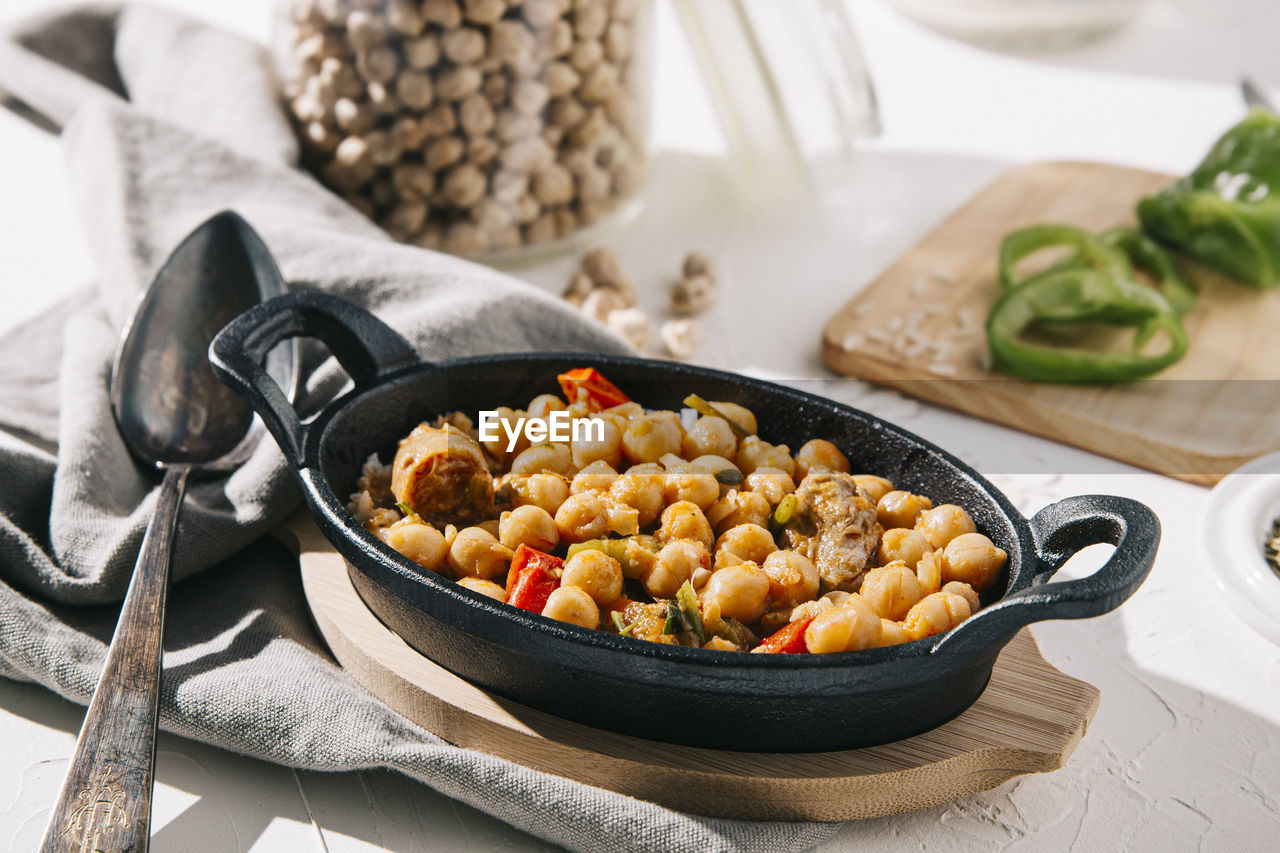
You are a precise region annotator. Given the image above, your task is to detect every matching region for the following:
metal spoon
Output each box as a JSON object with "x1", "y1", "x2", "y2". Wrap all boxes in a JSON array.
[{"x1": 40, "y1": 211, "x2": 295, "y2": 853}]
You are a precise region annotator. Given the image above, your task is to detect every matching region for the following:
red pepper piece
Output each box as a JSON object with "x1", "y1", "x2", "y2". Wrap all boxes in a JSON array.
[
  {"x1": 505, "y1": 544, "x2": 563, "y2": 614},
  {"x1": 556, "y1": 367, "x2": 630, "y2": 412},
  {"x1": 755, "y1": 618, "x2": 813, "y2": 654}
]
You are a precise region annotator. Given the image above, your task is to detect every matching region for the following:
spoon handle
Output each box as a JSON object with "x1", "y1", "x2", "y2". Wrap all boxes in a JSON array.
[{"x1": 40, "y1": 465, "x2": 190, "y2": 853}]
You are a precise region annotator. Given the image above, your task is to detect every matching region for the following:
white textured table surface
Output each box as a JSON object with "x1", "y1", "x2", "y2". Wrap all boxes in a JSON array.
[{"x1": 2, "y1": 1, "x2": 1279, "y2": 851}]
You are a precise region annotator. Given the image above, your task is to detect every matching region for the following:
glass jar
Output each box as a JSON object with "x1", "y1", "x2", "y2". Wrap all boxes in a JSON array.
[
  {"x1": 277, "y1": 0, "x2": 652, "y2": 258},
  {"x1": 891, "y1": 0, "x2": 1145, "y2": 49}
]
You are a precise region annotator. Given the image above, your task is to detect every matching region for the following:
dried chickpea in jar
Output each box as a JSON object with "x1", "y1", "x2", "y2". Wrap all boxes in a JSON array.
[{"x1": 280, "y1": 0, "x2": 653, "y2": 255}]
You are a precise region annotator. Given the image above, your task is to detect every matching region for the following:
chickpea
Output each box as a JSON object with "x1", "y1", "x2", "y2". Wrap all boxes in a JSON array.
[
  {"x1": 662, "y1": 464, "x2": 719, "y2": 509},
  {"x1": 379, "y1": 516, "x2": 448, "y2": 571},
  {"x1": 761, "y1": 550, "x2": 819, "y2": 608},
  {"x1": 703, "y1": 637, "x2": 739, "y2": 651},
  {"x1": 691, "y1": 566, "x2": 712, "y2": 591},
  {"x1": 681, "y1": 416, "x2": 737, "y2": 460},
  {"x1": 512, "y1": 472, "x2": 569, "y2": 515},
  {"x1": 705, "y1": 490, "x2": 771, "y2": 536},
  {"x1": 940, "y1": 532, "x2": 1006, "y2": 591},
  {"x1": 736, "y1": 435, "x2": 795, "y2": 477},
  {"x1": 903, "y1": 592, "x2": 971, "y2": 640},
  {"x1": 794, "y1": 439, "x2": 850, "y2": 480},
  {"x1": 821, "y1": 590, "x2": 854, "y2": 607},
  {"x1": 554, "y1": 490, "x2": 610, "y2": 543},
  {"x1": 942, "y1": 581, "x2": 981, "y2": 613},
  {"x1": 526, "y1": 393, "x2": 567, "y2": 421},
  {"x1": 511, "y1": 442, "x2": 575, "y2": 478},
  {"x1": 621, "y1": 411, "x2": 684, "y2": 464},
  {"x1": 479, "y1": 406, "x2": 529, "y2": 463},
  {"x1": 877, "y1": 527, "x2": 930, "y2": 569},
  {"x1": 476, "y1": 519, "x2": 501, "y2": 538},
  {"x1": 707, "y1": 401, "x2": 757, "y2": 435},
  {"x1": 916, "y1": 550, "x2": 942, "y2": 595},
  {"x1": 657, "y1": 501, "x2": 714, "y2": 549},
  {"x1": 916, "y1": 504, "x2": 977, "y2": 550},
  {"x1": 498, "y1": 504, "x2": 558, "y2": 552},
  {"x1": 604, "y1": 500, "x2": 640, "y2": 536},
  {"x1": 571, "y1": 459, "x2": 618, "y2": 494},
  {"x1": 789, "y1": 597, "x2": 834, "y2": 623},
  {"x1": 715, "y1": 523, "x2": 777, "y2": 566},
  {"x1": 457, "y1": 577, "x2": 507, "y2": 602},
  {"x1": 603, "y1": 401, "x2": 644, "y2": 422},
  {"x1": 852, "y1": 474, "x2": 894, "y2": 504},
  {"x1": 570, "y1": 415, "x2": 622, "y2": 469},
  {"x1": 877, "y1": 490, "x2": 933, "y2": 529},
  {"x1": 859, "y1": 563, "x2": 923, "y2": 621},
  {"x1": 873, "y1": 619, "x2": 911, "y2": 648},
  {"x1": 447, "y1": 526, "x2": 513, "y2": 580},
  {"x1": 561, "y1": 549, "x2": 624, "y2": 605},
  {"x1": 691, "y1": 454, "x2": 744, "y2": 497},
  {"x1": 645, "y1": 540, "x2": 711, "y2": 598},
  {"x1": 744, "y1": 467, "x2": 795, "y2": 506},
  {"x1": 700, "y1": 564, "x2": 771, "y2": 623},
  {"x1": 608, "y1": 467, "x2": 666, "y2": 527},
  {"x1": 542, "y1": 585, "x2": 599, "y2": 629},
  {"x1": 803, "y1": 594, "x2": 881, "y2": 653}
]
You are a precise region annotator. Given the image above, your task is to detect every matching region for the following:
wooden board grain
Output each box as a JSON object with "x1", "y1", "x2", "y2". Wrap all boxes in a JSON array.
[
  {"x1": 281, "y1": 515, "x2": 1100, "y2": 822},
  {"x1": 822, "y1": 161, "x2": 1280, "y2": 485}
]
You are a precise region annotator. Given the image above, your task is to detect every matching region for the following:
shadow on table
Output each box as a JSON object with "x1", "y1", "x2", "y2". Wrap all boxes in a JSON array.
[{"x1": 814, "y1": 610, "x2": 1279, "y2": 851}]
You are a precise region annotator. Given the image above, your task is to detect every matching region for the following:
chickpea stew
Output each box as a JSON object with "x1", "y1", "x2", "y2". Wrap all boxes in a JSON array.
[{"x1": 346, "y1": 367, "x2": 1007, "y2": 654}]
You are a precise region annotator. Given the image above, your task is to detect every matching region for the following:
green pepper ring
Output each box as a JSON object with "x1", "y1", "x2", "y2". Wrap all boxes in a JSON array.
[
  {"x1": 985, "y1": 267, "x2": 1190, "y2": 382},
  {"x1": 998, "y1": 224, "x2": 1132, "y2": 292}
]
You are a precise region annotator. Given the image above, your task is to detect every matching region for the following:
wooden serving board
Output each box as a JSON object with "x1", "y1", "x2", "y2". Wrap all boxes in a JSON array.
[
  {"x1": 281, "y1": 515, "x2": 1100, "y2": 822},
  {"x1": 822, "y1": 160, "x2": 1280, "y2": 485}
]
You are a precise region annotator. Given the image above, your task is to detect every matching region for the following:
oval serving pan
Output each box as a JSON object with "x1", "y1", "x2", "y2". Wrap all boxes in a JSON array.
[{"x1": 211, "y1": 292, "x2": 1159, "y2": 752}]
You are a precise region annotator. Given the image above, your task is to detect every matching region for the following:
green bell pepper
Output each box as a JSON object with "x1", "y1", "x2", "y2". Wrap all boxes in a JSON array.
[
  {"x1": 1137, "y1": 108, "x2": 1280, "y2": 288},
  {"x1": 985, "y1": 267, "x2": 1189, "y2": 382}
]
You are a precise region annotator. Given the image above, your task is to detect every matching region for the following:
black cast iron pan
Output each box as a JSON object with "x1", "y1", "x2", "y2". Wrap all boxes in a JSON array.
[{"x1": 211, "y1": 292, "x2": 1159, "y2": 752}]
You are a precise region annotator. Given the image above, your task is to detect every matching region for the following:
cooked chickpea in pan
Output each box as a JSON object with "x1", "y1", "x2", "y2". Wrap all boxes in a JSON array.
[{"x1": 349, "y1": 366, "x2": 1006, "y2": 653}]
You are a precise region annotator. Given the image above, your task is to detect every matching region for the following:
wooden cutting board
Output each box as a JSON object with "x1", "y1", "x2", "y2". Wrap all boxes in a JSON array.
[
  {"x1": 822, "y1": 161, "x2": 1280, "y2": 485},
  {"x1": 282, "y1": 515, "x2": 1100, "y2": 822}
]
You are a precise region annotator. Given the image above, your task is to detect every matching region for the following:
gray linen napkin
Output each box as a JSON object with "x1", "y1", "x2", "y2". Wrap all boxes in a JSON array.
[{"x1": 0, "y1": 5, "x2": 839, "y2": 852}]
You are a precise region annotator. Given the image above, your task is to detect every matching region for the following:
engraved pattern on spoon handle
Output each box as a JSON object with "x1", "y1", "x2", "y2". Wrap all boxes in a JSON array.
[{"x1": 40, "y1": 465, "x2": 190, "y2": 853}]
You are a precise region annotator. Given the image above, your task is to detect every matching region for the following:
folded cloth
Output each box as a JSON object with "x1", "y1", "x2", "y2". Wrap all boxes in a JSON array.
[{"x1": 0, "y1": 5, "x2": 838, "y2": 852}]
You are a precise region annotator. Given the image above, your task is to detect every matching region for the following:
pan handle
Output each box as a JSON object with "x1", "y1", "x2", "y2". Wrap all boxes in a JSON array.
[
  {"x1": 210, "y1": 291, "x2": 419, "y2": 466},
  {"x1": 933, "y1": 494, "x2": 1159, "y2": 657}
]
